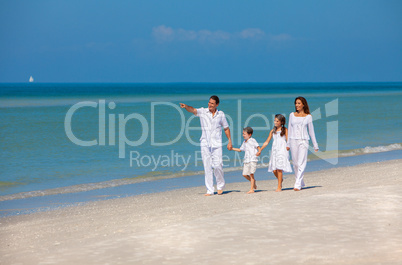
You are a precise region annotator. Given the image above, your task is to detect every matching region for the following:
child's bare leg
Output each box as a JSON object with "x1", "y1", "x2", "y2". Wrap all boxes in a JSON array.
[
  {"x1": 243, "y1": 174, "x2": 254, "y2": 192},
  {"x1": 247, "y1": 174, "x2": 255, "y2": 193},
  {"x1": 276, "y1": 170, "x2": 283, "y2": 192},
  {"x1": 273, "y1": 170, "x2": 278, "y2": 179},
  {"x1": 251, "y1": 173, "x2": 257, "y2": 189},
  {"x1": 243, "y1": 174, "x2": 257, "y2": 189},
  {"x1": 251, "y1": 173, "x2": 257, "y2": 190},
  {"x1": 243, "y1": 175, "x2": 251, "y2": 182}
]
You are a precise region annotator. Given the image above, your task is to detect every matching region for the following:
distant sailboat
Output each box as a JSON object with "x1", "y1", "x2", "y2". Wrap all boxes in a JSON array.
[{"x1": 29, "y1": 76, "x2": 34, "y2": 83}]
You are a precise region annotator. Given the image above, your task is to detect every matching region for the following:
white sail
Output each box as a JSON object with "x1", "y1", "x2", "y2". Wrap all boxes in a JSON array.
[{"x1": 29, "y1": 76, "x2": 34, "y2": 82}]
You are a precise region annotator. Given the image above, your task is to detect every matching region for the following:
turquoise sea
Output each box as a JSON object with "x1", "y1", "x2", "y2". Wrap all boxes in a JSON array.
[{"x1": 1, "y1": 83, "x2": 401, "y2": 215}]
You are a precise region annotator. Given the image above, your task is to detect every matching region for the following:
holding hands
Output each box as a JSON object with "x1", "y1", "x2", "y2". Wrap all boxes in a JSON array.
[{"x1": 227, "y1": 143, "x2": 232, "y2": 151}]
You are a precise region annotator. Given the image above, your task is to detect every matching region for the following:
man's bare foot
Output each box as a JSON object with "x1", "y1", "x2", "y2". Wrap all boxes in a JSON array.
[
  {"x1": 275, "y1": 188, "x2": 282, "y2": 192},
  {"x1": 217, "y1": 190, "x2": 223, "y2": 195},
  {"x1": 247, "y1": 190, "x2": 255, "y2": 194},
  {"x1": 293, "y1": 188, "x2": 300, "y2": 191},
  {"x1": 204, "y1": 193, "x2": 212, "y2": 196}
]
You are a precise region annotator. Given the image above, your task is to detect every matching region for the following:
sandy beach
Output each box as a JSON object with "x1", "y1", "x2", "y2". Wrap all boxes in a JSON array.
[{"x1": 1, "y1": 159, "x2": 401, "y2": 265}]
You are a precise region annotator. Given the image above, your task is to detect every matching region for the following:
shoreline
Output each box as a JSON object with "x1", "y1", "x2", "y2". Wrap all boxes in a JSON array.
[
  {"x1": 1, "y1": 143, "x2": 401, "y2": 201},
  {"x1": 0, "y1": 149, "x2": 401, "y2": 217},
  {"x1": 1, "y1": 159, "x2": 401, "y2": 264}
]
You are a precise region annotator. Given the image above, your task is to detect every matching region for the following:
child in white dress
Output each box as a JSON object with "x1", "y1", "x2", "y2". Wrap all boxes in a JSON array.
[{"x1": 257, "y1": 114, "x2": 292, "y2": 192}]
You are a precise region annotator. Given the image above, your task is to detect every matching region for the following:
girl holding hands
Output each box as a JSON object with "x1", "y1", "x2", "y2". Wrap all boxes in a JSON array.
[{"x1": 257, "y1": 114, "x2": 292, "y2": 192}]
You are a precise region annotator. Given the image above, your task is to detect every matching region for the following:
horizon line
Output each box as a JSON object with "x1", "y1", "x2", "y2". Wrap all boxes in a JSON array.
[{"x1": 1, "y1": 81, "x2": 402, "y2": 85}]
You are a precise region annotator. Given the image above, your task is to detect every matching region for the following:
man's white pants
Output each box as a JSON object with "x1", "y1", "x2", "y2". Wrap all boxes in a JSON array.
[
  {"x1": 201, "y1": 146, "x2": 225, "y2": 195},
  {"x1": 289, "y1": 139, "x2": 309, "y2": 189}
]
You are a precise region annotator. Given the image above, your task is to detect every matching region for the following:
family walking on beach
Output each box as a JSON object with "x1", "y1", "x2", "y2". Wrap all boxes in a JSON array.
[{"x1": 180, "y1": 95, "x2": 318, "y2": 196}]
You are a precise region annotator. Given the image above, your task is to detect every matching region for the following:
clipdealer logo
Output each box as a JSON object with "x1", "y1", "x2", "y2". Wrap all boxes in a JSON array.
[{"x1": 64, "y1": 99, "x2": 339, "y2": 170}]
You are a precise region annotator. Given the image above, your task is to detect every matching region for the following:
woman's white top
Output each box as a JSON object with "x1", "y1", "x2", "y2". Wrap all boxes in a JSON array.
[
  {"x1": 268, "y1": 130, "x2": 292, "y2": 172},
  {"x1": 287, "y1": 112, "x2": 319, "y2": 150}
]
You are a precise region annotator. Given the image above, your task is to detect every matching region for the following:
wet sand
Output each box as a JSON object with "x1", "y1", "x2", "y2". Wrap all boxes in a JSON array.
[{"x1": 1, "y1": 159, "x2": 401, "y2": 264}]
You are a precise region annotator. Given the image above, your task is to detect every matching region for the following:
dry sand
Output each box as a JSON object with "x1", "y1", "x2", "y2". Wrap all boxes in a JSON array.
[{"x1": 1, "y1": 159, "x2": 401, "y2": 265}]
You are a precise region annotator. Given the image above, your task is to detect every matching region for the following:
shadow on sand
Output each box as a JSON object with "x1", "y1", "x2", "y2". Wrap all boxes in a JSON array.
[
  {"x1": 252, "y1": 189, "x2": 268, "y2": 193},
  {"x1": 281, "y1": 186, "x2": 322, "y2": 191},
  {"x1": 198, "y1": 190, "x2": 242, "y2": 196},
  {"x1": 218, "y1": 190, "x2": 242, "y2": 195}
]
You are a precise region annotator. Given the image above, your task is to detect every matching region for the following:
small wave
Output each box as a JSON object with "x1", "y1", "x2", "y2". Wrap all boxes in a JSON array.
[
  {"x1": 339, "y1": 143, "x2": 402, "y2": 157},
  {"x1": 304, "y1": 143, "x2": 402, "y2": 161},
  {"x1": 0, "y1": 172, "x2": 192, "y2": 202},
  {"x1": 0, "y1": 165, "x2": 247, "y2": 202}
]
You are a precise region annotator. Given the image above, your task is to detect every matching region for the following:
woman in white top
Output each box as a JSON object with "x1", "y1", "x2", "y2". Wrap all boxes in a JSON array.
[{"x1": 286, "y1": 97, "x2": 319, "y2": 191}]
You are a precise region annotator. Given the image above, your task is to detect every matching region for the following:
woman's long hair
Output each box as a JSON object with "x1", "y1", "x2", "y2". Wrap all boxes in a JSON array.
[
  {"x1": 274, "y1": 114, "x2": 287, "y2": 137},
  {"x1": 294, "y1": 96, "x2": 310, "y2": 114}
]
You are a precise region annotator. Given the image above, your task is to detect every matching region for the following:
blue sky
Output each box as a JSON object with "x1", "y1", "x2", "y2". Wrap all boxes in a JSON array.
[{"x1": 0, "y1": 0, "x2": 401, "y2": 83}]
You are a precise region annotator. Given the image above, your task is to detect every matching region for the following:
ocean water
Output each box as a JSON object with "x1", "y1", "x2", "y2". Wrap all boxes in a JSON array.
[{"x1": 1, "y1": 83, "x2": 401, "y2": 203}]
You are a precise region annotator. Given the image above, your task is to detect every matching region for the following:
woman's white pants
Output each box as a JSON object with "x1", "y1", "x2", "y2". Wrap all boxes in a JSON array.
[
  {"x1": 201, "y1": 146, "x2": 225, "y2": 195},
  {"x1": 289, "y1": 139, "x2": 309, "y2": 189}
]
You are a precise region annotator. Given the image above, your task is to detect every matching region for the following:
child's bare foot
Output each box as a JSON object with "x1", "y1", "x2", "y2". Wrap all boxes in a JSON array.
[
  {"x1": 275, "y1": 188, "x2": 282, "y2": 192},
  {"x1": 204, "y1": 193, "x2": 212, "y2": 196},
  {"x1": 247, "y1": 190, "x2": 255, "y2": 194},
  {"x1": 293, "y1": 188, "x2": 300, "y2": 191},
  {"x1": 217, "y1": 190, "x2": 223, "y2": 195}
]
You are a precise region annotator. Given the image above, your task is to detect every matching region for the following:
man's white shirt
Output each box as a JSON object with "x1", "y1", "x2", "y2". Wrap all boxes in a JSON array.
[{"x1": 196, "y1": 107, "x2": 229, "y2": 148}]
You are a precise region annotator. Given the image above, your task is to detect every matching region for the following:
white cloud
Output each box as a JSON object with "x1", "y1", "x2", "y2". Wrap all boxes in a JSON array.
[
  {"x1": 152, "y1": 25, "x2": 293, "y2": 44},
  {"x1": 152, "y1": 25, "x2": 175, "y2": 42},
  {"x1": 198, "y1": 30, "x2": 231, "y2": 42},
  {"x1": 152, "y1": 25, "x2": 233, "y2": 43},
  {"x1": 176, "y1": 28, "x2": 197, "y2": 41},
  {"x1": 152, "y1": 25, "x2": 276, "y2": 42},
  {"x1": 238, "y1": 28, "x2": 266, "y2": 39}
]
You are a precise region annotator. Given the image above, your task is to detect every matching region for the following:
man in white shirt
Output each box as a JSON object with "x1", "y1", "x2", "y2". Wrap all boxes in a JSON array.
[{"x1": 180, "y1": 95, "x2": 233, "y2": 196}]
